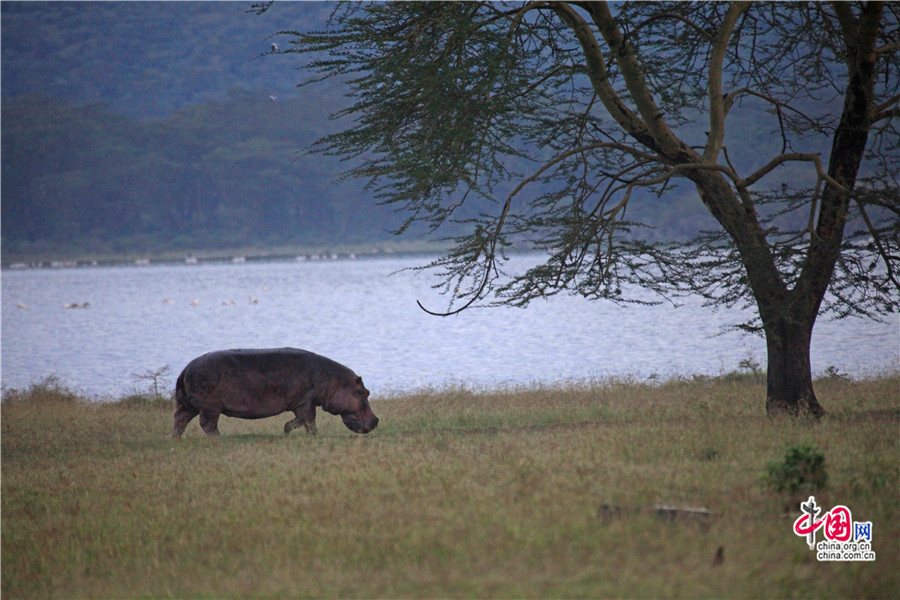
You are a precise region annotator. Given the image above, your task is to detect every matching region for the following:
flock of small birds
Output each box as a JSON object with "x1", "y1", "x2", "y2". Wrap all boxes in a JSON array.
[
  {"x1": 15, "y1": 302, "x2": 91, "y2": 309},
  {"x1": 62, "y1": 302, "x2": 91, "y2": 309},
  {"x1": 15, "y1": 281, "x2": 272, "y2": 310},
  {"x1": 14, "y1": 297, "x2": 261, "y2": 310},
  {"x1": 163, "y1": 296, "x2": 259, "y2": 307}
]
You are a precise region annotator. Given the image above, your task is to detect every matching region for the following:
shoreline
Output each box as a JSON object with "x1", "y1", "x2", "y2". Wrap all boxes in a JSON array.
[
  {"x1": 2, "y1": 239, "x2": 453, "y2": 271},
  {"x1": 6, "y1": 367, "x2": 898, "y2": 406}
]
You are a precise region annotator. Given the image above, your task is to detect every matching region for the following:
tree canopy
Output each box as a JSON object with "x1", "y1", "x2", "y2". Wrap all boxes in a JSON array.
[{"x1": 274, "y1": 1, "x2": 899, "y2": 416}]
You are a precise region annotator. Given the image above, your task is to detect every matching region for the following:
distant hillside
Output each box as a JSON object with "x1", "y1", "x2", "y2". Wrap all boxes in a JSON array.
[
  {"x1": 1, "y1": 89, "x2": 727, "y2": 260},
  {"x1": 1, "y1": 1, "x2": 332, "y2": 120},
  {"x1": 1, "y1": 2, "x2": 410, "y2": 259},
  {"x1": 0, "y1": 91, "x2": 411, "y2": 258}
]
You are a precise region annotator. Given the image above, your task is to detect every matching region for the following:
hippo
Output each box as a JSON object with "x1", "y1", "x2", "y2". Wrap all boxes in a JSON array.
[{"x1": 173, "y1": 348, "x2": 378, "y2": 438}]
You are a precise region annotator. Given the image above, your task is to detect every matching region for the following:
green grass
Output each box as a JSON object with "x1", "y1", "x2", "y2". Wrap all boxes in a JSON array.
[{"x1": 2, "y1": 373, "x2": 898, "y2": 598}]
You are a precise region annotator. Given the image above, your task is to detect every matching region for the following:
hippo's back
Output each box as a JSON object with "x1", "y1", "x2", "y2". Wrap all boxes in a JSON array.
[
  {"x1": 188, "y1": 347, "x2": 316, "y2": 370},
  {"x1": 176, "y1": 348, "x2": 340, "y2": 416}
]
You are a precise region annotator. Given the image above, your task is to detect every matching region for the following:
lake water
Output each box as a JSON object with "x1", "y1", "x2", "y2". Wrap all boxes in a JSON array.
[{"x1": 2, "y1": 254, "x2": 897, "y2": 399}]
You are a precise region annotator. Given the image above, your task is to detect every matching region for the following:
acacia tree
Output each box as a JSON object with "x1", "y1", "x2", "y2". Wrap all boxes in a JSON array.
[{"x1": 266, "y1": 1, "x2": 898, "y2": 417}]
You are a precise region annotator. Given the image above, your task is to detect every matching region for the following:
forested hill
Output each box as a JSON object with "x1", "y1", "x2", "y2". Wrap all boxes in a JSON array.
[
  {"x1": 1, "y1": 90, "x2": 718, "y2": 260},
  {"x1": 1, "y1": 93, "x2": 394, "y2": 258},
  {"x1": 1, "y1": 1, "x2": 399, "y2": 258},
  {"x1": 1, "y1": 1, "x2": 326, "y2": 120},
  {"x1": 1, "y1": 1, "x2": 715, "y2": 260}
]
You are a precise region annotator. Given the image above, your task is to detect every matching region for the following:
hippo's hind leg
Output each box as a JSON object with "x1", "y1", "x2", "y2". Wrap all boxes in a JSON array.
[
  {"x1": 285, "y1": 404, "x2": 317, "y2": 435},
  {"x1": 173, "y1": 405, "x2": 199, "y2": 439},
  {"x1": 198, "y1": 409, "x2": 221, "y2": 436}
]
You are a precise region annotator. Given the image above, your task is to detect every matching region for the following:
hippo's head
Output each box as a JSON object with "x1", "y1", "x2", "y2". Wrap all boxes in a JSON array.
[{"x1": 327, "y1": 374, "x2": 379, "y2": 434}]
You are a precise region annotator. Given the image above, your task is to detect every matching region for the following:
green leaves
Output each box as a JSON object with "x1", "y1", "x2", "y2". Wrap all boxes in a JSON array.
[{"x1": 766, "y1": 444, "x2": 828, "y2": 495}]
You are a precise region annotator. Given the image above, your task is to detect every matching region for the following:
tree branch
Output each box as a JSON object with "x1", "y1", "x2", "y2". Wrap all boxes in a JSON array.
[
  {"x1": 855, "y1": 198, "x2": 900, "y2": 292},
  {"x1": 873, "y1": 95, "x2": 899, "y2": 122},
  {"x1": 704, "y1": 2, "x2": 751, "y2": 163},
  {"x1": 727, "y1": 87, "x2": 831, "y2": 133},
  {"x1": 629, "y1": 11, "x2": 716, "y2": 44},
  {"x1": 549, "y1": 2, "x2": 657, "y2": 151},
  {"x1": 417, "y1": 140, "x2": 661, "y2": 316},
  {"x1": 586, "y1": 2, "x2": 696, "y2": 160},
  {"x1": 739, "y1": 153, "x2": 848, "y2": 192},
  {"x1": 874, "y1": 41, "x2": 900, "y2": 54}
]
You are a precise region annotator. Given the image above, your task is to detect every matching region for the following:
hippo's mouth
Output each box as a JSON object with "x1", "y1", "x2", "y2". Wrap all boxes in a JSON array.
[{"x1": 341, "y1": 414, "x2": 379, "y2": 434}]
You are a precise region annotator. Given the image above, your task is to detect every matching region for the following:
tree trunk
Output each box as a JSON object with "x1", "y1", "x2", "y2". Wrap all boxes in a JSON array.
[
  {"x1": 764, "y1": 316, "x2": 826, "y2": 418},
  {"x1": 761, "y1": 2, "x2": 883, "y2": 419},
  {"x1": 567, "y1": 2, "x2": 883, "y2": 418},
  {"x1": 689, "y1": 171, "x2": 831, "y2": 419}
]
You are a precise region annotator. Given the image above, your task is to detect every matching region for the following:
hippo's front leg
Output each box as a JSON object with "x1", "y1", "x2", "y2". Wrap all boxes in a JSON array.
[{"x1": 285, "y1": 403, "x2": 317, "y2": 435}]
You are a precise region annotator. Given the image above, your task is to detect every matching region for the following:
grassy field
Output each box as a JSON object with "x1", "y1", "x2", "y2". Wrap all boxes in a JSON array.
[{"x1": 2, "y1": 372, "x2": 897, "y2": 598}]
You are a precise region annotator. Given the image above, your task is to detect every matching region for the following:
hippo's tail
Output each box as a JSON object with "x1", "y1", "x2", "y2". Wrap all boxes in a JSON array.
[{"x1": 174, "y1": 369, "x2": 187, "y2": 408}]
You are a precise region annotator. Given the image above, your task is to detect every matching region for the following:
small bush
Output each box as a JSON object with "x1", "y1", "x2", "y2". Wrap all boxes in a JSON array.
[
  {"x1": 1, "y1": 375, "x2": 82, "y2": 405},
  {"x1": 716, "y1": 355, "x2": 766, "y2": 384},
  {"x1": 820, "y1": 365, "x2": 851, "y2": 381},
  {"x1": 737, "y1": 356, "x2": 763, "y2": 376},
  {"x1": 130, "y1": 365, "x2": 172, "y2": 398},
  {"x1": 765, "y1": 444, "x2": 828, "y2": 494}
]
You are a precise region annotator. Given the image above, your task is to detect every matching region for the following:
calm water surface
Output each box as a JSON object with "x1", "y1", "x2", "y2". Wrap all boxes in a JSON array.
[{"x1": 2, "y1": 255, "x2": 897, "y2": 398}]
